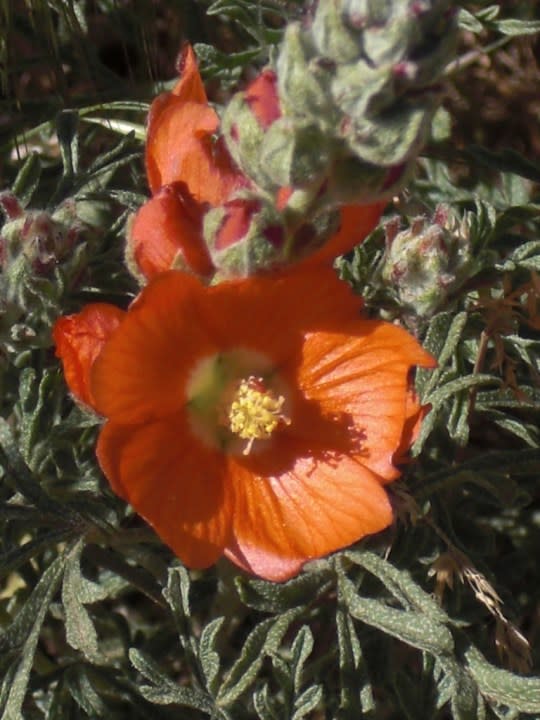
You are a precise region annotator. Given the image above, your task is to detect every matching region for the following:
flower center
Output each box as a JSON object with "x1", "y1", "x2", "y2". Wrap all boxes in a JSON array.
[
  {"x1": 226, "y1": 376, "x2": 290, "y2": 455},
  {"x1": 186, "y1": 350, "x2": 291, "y2": 455}
]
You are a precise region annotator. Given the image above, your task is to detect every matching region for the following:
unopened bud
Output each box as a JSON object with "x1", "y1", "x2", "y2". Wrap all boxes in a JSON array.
[
  {"x1": 381, "y1": 205, "x2": 471, "y2": 317},
  {"x1": 260, "y1": 119, "x2": 331, "y2": 190},
  {"x1": 311, "y1": 0, "x2": 362, "y2": 64},
  {"x1": 204, "y1": 195, "x2": 285, "y2": 278},
  {"x1": 204, "y1": 191, "x2": 344, "y2": 278},
  {"x1": 222, "y1": 72, "x2": 281, "y2": 192},
  {"x1": 1, "y1": 209, "x2": 73, "y2": 274},
  {"x1": 277, "y1": 24, "x2": 337, "y2": 128}
]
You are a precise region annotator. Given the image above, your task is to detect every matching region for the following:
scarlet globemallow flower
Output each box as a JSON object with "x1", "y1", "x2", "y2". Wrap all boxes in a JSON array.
[
  {"x1": 128, "y1": 44, "x2": 246, "y2": 281},
  {"x1": 54, "y1": 267, "x2": 434, "y2": 581}
]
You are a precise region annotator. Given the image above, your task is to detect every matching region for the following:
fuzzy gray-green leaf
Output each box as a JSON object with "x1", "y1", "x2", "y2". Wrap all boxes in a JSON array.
[
  {"x1": 0, "y1": 554, "x2": 65, "y2": 719},
  {"x1": 465, "y1": 646, "x2": 540, "y2": 714},
  {"x1": 62, "y1": 539, "x2": 107, "y2": 662},
  {"x1": 217, "y1": 609, "x2": 301, "y2": 707},
  {"x1": 340, "y1": 575, "x2": 454, "y2": 656},
  {"x1": 199, "y1": 616, "x2": 225, "y2": 695}
]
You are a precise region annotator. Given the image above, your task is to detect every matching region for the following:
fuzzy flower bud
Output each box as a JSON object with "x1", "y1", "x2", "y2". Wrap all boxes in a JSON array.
[
  {"x1": 0, "y1": 193, "x2": 102, "y2": 351},
  {"x1": 204, "y1": 195, "x2": 286, "y2": 278},
  {"x1": 0, "y1": 194, "x2": 80, "y2": 276},
  {"x1": 204, "y1": 192, "x2": 342, "y2": 279},
  {"x1": 224, "y1": 0, "x2": 457, "y2": 206},
  {"x1": 222, "y1": 70, "x2": 282, "y2": 192},
  {"x1": 381, "y1": 205, "x2": 471, "y2": 317}
]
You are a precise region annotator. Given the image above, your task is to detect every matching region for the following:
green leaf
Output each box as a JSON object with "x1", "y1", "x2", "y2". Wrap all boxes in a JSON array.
[
  {"x1": 62, "y1": 538, "x2": 107, "y2": 663},
  {"x1": 79, "y1": 116, "x2": 146, "y2": 140},
  {"x1": 416, "y1": 311, "x2": 468, "y2": 397},
  {"x1": 0, "y1": 555, "x2": 66, "y2": 654},
  {"x1": 18, "y1": 367, "x2": 58, "y2": 466},
  {"x1": 163, "y1": 566, "x2": 199, "y2": 670},
  {"x1": 344, "y1": 550, "x2": 448, "y2": 623},
  {"x1": 217, "y1": 608, "x2": 301, "y2": 707},
  {"x1": 336, "y1": 605, "x2": 374, "y2": 718},
  {"x1": 199, "y1": 617, "x2": 225, "y2": 695},
  {"x1": 0, "y1": 416, "x2": 68, "y2": 520},
  {"x1": 291, "y1": 626, "x2": 314, "y2": 694},
  {"x1": 56, "y1": 109, "x2": 80, "y2": 178},
  {"x1": 426, "y1": 374, "x2": 499, "y2": 408},
  {"x1": 235, "y1": 568, "x2": 332, "y2": 612},
  {"x1": 292, "y1": 685, "x2": 323, "y2": 720},
  {"x1": 484, "y1": 412, "x2": 539, "y2": 448},
  {"x1": 466, "y1": 146, "x2": 540, "y2": 183},
  {"x1": 492, "y1": 18, "x2": 540, "y2": 37},
  {"x1": 65, "y1": 665, "x2": 108, "y2": 717},
  {"x1": 495, "y1": 239, "x2": 540, "y2": 272},
  {"x1": 339, "y1": 575, "x2": 454, "y2": 656},
  {"x1": 465, "y1": 646, "x2": 540, "y2": 714},
  {"x1": 163, "y1": 565, "x2": 191, "y2": 616},
  {"x1": 0, "y1": 528, "x2": 72, "y2": 581},
  {"x1": 11, "y1": 152, "x2": 41, "y2": 206},
  {"x1": 253, "y1": 683, "x2": 281, "y2": 720},
  {"x1": 457, "y1": 8, "x2": 484, "y2": 33},
  {"x1": 0, "y1": 554, "x2": 66, "y2": 719},
  {"x1": 129, "y1": 648, "x2": 216, "y2": 713},
  {"x1": 437, "y1": 657, "x2": 479, "y2": 720},
  {"x1": 447, "y1": 390, "x2": 470, "y2": 447},
  {"x1": 476, "y1": 387, "x2": 540, "y2": 410}
]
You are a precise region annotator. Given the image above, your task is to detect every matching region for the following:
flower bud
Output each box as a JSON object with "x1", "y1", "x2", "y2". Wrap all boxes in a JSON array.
[
  {"x1": 381, "y1": 205, "x2": 471, "y2": 317},
  {"x1": 204, "y1": 195, "x2": 286, "y2": 278},
  {"x1": 277, "y1": 24, "x2": 337, "y2": 129},
  {"x1": 204, "y1": 192, "x2": 346, "y2": 278},
  {"x1": 1, "y1": 205, "x2": 76, "y2": 275},
  {"x1": 311, "y1": 0, "x2": 362, "y2": 64},
  {"x1": 260, "y1": 119, "x2": 332, "y2": 190},
  {"x1": 0, "y1": 195, "x2": 101, "y2": 344},
  {"x1": 325, "y1": 152, "x2": 403, "y2": 205},
  {"x1": 222, "y1": 93, "x2": 273, "y2": 193}
]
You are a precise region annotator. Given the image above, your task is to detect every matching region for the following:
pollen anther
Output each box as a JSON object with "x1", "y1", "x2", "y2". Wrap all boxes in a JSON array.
[{"x1": 227, "y1": 376, "x2": 290, "y2": 455}]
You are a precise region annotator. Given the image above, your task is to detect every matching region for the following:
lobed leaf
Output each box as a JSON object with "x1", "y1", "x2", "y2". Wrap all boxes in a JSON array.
[
  {"x1": 339, "y1": 574, "x2": 454, "y2": 657},
  {"x1": 217, "y1": 608, "x2": 301, "y2": 707}
]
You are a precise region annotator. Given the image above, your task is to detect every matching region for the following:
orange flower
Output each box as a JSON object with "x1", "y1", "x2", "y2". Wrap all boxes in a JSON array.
[
  {"x1": 129, "y1": 45, "x2": 246, "y2": 280},
  {"x1": 54, "y1": 267, "x2": 435, "y2": 581},
  {"x1": 53, "y1": 304, "x2": 124, "y2": 408}
]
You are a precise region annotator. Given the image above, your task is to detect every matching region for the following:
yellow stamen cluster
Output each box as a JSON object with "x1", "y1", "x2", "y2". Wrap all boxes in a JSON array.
[{"x1": 228, "y1": 377, "x2": 290, "y2": 455}]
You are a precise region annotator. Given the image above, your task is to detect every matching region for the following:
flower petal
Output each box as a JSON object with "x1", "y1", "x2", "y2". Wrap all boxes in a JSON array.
[
  {"x1": 146, "y1": 97, "x2": 244, "y2": 204},
  {"x1": 296, "y1": 321, "x2": 436, "y2": 481},
  {"x1": 97, "y1": 416, "x2": 231, "y2": 568},
  {"x1": 171, "y1": 44, "x2": 207, "y2": 104},
  {"x1": 198, "y1": 265, "x2": 365, "y2": 364},
  {"x1": 53, "y1": 304, "x2": 125, "y2": 409},
  {"x1": 303, "y1": 201, "x2": 385, "y2": 265},
  {"x1": 128, "y1": 183, "x2": 214, "y2": 280},
  {"x1": 225, "y1": 446, "x2": 392, "y2": 581},
  {"x1": 92, "y1": 272, "x2": 217, "y2": 423},
  {"x1": 393, "y1": 389, "x2": 430, "y2": 466},
  {"x1": 245, "y1": 69, "x2": 281, "y2": 130}
]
